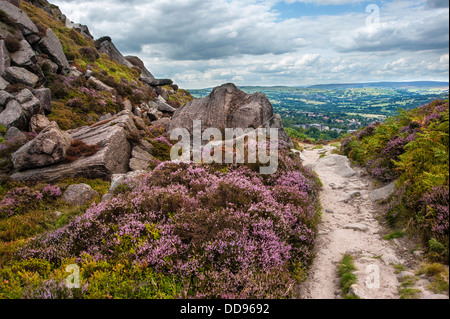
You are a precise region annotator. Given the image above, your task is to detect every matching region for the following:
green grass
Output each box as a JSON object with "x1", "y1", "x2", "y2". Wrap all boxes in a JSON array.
[
  {"x1": 382, "y1": 230, "x2": 406, "y2": 240},
  {"x1": 313, "y1": 145, "x2": 324, "y2": 150},
  {"x1": 417, "y1": 263, "x2": 449, "y2": 295},
  {"x1": 338, "y1": 254, "x2": 359, "y2": 299}
]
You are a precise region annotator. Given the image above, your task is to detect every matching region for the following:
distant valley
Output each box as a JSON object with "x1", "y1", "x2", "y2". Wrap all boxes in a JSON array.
[{"x1": 189, "y1": 81, "x2": 449, "y2": 141}]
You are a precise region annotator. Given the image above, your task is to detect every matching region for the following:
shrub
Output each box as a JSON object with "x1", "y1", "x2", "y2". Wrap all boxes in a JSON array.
[
  {"x1": 63, "y1": 140, "x2": 99, "y2": 163},
  {"x1": 79, "y1": 47, "x2": 100, "y2": 62},
  {"x1": 0, "y1": 9, "x2": 14, "y2": 26},
  {"x1": 343, "y1": 100, "x2": 449, "y2": 261},
  {"x1": 17, "y1": 145, "x2": 321, "y2": 298},
  {"x1": 5, "y1": 83, "x2": 30, "y2": 94},
  {"x1": 4, "y1": 37, "x2": 21, "y2": 53}
]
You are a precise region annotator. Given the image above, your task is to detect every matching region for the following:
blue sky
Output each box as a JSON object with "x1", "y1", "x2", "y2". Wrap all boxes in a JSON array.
[{"x1": 51, "y1": 0, "x2": 449, "y2": 89}]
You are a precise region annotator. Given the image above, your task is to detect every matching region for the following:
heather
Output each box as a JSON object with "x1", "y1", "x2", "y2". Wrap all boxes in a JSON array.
[
  {"x1": 0, "y1": 148, "x2": 321, "y2": 299},
  {"x1": 341, "y1": 99, "x2": 449, "y2": 262}
]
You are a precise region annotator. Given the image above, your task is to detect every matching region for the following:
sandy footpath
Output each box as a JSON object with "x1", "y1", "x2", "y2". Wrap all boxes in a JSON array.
[{"x1": 297, "y1": 145, "x2": 445, "y2": 299}]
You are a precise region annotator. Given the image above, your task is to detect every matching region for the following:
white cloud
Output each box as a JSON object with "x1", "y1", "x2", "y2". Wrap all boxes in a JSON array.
[{"x1": 50, "y1": 0, "x2": 449, "y2": 88}]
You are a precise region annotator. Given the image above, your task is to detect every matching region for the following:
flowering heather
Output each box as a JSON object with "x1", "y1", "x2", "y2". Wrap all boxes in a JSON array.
[
  {"x1": 41, "y1": 185, "x2": 62, "y2": 199},
  {"x1": 18, "y1": 148, "x2": 321, "y2": 298},
  {"x1": 421, "y1": 186, "x2": 449, "y2": 243},
  {"x1": 0, "y1": 187, "x2": 43, "y2": 219},
  {"x1": 342, "y1": 99, "x2": 449, "y2": 261}
]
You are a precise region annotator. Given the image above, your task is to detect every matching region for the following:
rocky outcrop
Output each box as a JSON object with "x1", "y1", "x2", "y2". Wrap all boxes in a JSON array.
[
  {"x1": 62, "y1": 183, "x2": 99, "y2": 206},
  {"x1": 96, "y1": 37, "x2": 134, "y2": 69},
  {"x1": 10, "y1": 110, "x2": 138, "y2": 182},
  {"x1": 65, "y1": 19, "x2": 93, "y2": 39},
  {"x1": 123, "y1": 54, "x2": 173, "y2": 87},
  {"x1": 140, "y1": 76, "x2": 173, "y2": 87},
  {"x1": 0, "y1": 1, "x2": 39, "y2": 36},
  {"x1": 11, "y1": 121, "x2": 73, "y2": 170},
  {"x1": 125, "y1": 55, "x2": 154, "y2": 79},
  {"x1": 169, "y1": 83, "x2": 293, "y2": 147},
  {"x1": 38, "y1": 28, "x2": 70, "y2": 73}
]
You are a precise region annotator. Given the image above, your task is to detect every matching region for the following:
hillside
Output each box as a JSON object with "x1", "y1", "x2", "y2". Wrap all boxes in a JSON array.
[
  {"x1": 308, "y1": 81, "x2": 449, "y2": 90},
  {"x1": 1, "y1": 0, "x2": 319, "y2": 299},
  {"x1": 341, "y1": 99, "x2": 449, "y2": 263},
  {"x1": 0, "y1": 0, "x2": 448, "y2": 301}
]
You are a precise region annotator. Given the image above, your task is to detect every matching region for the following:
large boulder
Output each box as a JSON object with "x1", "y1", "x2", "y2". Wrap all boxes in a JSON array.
[
  {"x1": 10, "y1": 110, "x2": 138, "y2": 182},
  {"x1": 38, "y1": 28, "x2": 70, "y2": 73},
  {"x1": 12, "y1": 121, "x2": 73, "y2": 170},
  {"x1": 0, "y1": 39, "x2": 11, "y2": 76},
  {"x1": 0, "y1": 99, "x2": 27, "y2": 130},
  {"x1": 169, "y1": 83, "x2": 292, "y2": 147},
  {"x1": 0, "y1": 1, "x2": 39, "y2": 35},
  {"x1": 3, "y1": 66, "x2": 38, "y2": 87}
]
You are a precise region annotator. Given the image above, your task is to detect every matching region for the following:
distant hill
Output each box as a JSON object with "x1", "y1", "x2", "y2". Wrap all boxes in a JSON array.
[{"x1": 307, "y1": 81, "x2": 449, "y2": 90}]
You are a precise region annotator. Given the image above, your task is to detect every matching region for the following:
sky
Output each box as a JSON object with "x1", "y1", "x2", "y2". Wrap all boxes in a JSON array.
[{"x1": 50, "y1": 0, "x2": 449, "y2": 89}]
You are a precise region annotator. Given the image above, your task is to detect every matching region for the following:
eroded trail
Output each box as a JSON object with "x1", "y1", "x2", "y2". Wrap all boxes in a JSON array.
[{"x1": 298, "y1": 145, "x2": 404, "y2": 299}]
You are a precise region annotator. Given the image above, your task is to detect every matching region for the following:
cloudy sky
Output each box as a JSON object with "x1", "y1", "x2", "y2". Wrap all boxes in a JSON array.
[{"x1": 51, "y1": 0, "x2": 449, "y2": 89}]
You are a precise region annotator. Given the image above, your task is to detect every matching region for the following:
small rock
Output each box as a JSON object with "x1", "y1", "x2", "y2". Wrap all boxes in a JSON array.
[
  {"x1": 29, "y1": 114, "x2": 51, "y2": 132},
  {"x1": 4, "y1": 126, "x2": 26, "y2": 141},
  {"x1": 88, "y1": 76, "x2": 114, "y2": 93},
  {"x1": 32, "y1": 88, "x2": 52, "y2": 114},
  {"x1": 381, "y1": 254, "x2": 400, "y2": 265},
  {"x1": 397, "y1": 271, "x2": 415, "y2": 281},
  {"x1": 0, "y1": 76, "x2": 9, "y2": 90},
  {"x1": 62, "y1": 183, "x2": 99, "y2": 206},
  {"x1": 123, "y1": 99, "x2": 133, "y2": 111},
  {"x1": 369, "y1": 182, "x2": 396, "y2": 202},
  {"x1": 101, "y1": 193, "x2": 113, "y2": 202},
  {"x1": 343, "y1": 223, "x2": 369, "y2": 232},
  {"x1": 413, "y1": 250, "x2": 424, "y2": 258},
  {"x1": 109, "y1": 170, "x2": 146, "y2": 194},
  {"x1": 349, "y1": 284, "x2": 367, "y2": 299},
  {"x1": 0, "y1": 99, "x2": 28, "y2": 130},
  {"x1": 325, "y1": 209, "x2": 334, "y2": 214}
]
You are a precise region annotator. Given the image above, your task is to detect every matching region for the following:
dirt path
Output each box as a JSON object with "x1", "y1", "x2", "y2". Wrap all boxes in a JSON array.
[{"x1": 297, "y1": 145, "x2": 423, "y2": 299}]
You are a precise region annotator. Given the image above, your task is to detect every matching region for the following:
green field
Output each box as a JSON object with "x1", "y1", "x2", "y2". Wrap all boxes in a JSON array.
[{"x1": 189, "y1": 83, "x2": 449, "y2": 141}]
